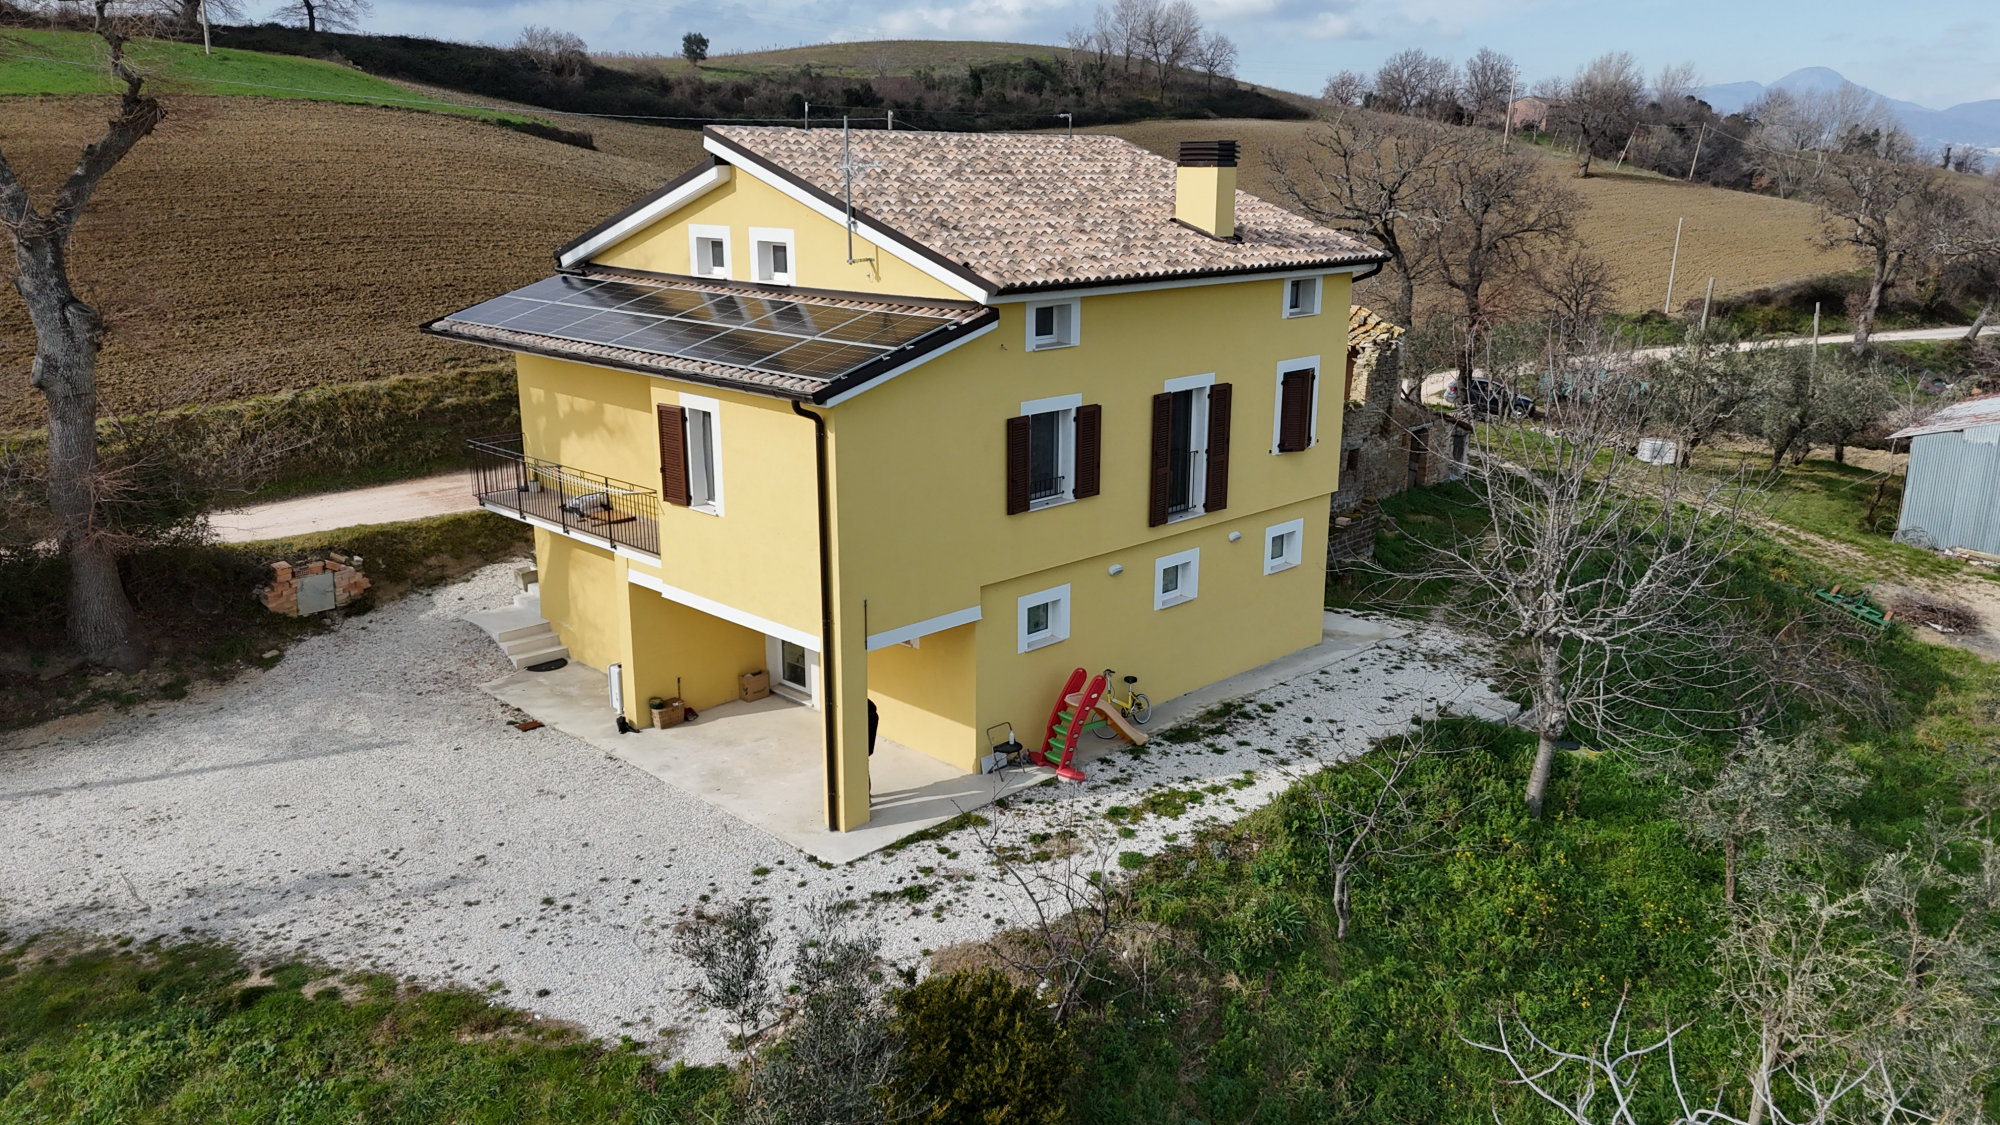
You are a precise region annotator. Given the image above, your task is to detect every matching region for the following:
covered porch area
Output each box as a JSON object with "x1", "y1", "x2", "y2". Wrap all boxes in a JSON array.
[{"x1": 482, "y1": 660, "x2": 1047, "y2": 864}]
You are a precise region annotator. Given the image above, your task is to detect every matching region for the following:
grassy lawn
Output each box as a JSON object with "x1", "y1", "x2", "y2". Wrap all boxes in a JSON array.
[
  {"x1": 1699, "y1": 450, "x2": 1966, "y2": 580},
  {"x1": 0, "y1": 938, "x2": 732, "y2": 1123},
  {"x1": 1074, "y1": 482, "x2": 2000, "y2": 1123},
  {"x1": 0, "y1": 29, "x2": 522, "y2": 120}
]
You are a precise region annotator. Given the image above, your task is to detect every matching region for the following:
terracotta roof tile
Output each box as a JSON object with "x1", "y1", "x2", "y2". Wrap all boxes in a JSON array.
[{"x1": 705, "y1": 126, "x2": 1387, "y2": 294}]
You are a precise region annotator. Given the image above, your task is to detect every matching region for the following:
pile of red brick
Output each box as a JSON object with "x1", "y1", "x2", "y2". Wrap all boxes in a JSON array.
[{"x1": 258, "y1": 554, "x2": 371, "y2": 617}]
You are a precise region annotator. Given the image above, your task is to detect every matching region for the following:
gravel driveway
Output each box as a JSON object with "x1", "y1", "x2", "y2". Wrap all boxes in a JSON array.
[{"x1": 0, "y1": 562, "x2": 1507, "y2": 1063}]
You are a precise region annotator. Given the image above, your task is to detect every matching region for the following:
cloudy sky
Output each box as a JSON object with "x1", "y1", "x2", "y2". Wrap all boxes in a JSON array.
[{"x1": 359, "y1": 0, "x2": 1999, "y2": 110}]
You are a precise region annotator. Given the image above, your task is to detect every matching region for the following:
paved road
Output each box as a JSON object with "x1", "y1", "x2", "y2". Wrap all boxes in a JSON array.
[
  {"x1": 210, "y1": 472, "x2": 477, "y2": 543},
  {"x1": 1418, "y1": 322, "x2": 1999, "y2": 403}
]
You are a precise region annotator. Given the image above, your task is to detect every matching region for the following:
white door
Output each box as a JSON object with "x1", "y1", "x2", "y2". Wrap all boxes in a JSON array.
[{"x1": 765, "y1": 636, "x2": 819, "y2": 708}]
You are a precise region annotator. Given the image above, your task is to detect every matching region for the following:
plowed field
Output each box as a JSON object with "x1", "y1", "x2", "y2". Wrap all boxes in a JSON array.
[{"x1": 0, "y1": 96, "x2": 703, "y2": 427}]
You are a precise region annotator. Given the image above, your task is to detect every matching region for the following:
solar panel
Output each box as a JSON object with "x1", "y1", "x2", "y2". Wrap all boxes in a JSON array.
[{"x1": 443, "y1": 275, "x2": 957, "y2": 383}]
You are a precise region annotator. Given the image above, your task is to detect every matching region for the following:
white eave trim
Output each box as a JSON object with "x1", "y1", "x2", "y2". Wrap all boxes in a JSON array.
[
  {"x1": 866, "y1": 604, "x2": 981, "y2": 651},
  {"x1": 987, "y1": 261, "x2": 1381, "y2": 303},
  {"x1": 557, "y1": 164, "x2": 733, "y2": 269},
  {"x1": 626, "y1": 568, "x2": 820, "y2": 652},
  {"x1": 818, "y1": 317, "x2": 998, "y2": 407},
  {"x1": 702, "y1": 134, "x2": 994, "y2": 303}
]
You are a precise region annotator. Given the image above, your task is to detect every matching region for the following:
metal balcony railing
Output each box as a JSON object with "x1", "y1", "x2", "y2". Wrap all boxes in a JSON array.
[{"x1": 466, "y1": 435, "x2": 660, "y2": 557}]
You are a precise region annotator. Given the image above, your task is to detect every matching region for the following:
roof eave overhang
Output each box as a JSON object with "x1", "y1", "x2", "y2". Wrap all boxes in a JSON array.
[
  {"x1": 553, "y1": 158, "x2": 733, "y2": 269},
  {"x1": 984, "y1": 254, "x2": 1394, "y2": 302},
  {"x1": 418, "y1": 304, "x2": 1000, "y2": 407},
  {"x1": 701, "y1": 127, "x2": 999, "y2": 304}
]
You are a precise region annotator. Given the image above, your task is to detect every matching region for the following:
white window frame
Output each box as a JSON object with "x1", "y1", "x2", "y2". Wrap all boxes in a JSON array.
[
  {"x1": 1282, "y1": 274, "x2": 1323, "y2": 318},
  {"x1": 1025, "y1": 298, "x2": 1081, "y2": 351},
  {"x1": 1019, "y1": 392, "x2": 1082, "y2": 510},
  {"x1": 1017, "y1": 584, "x2": 1071, "y2": 653},
  {"x1": 1163, "y1": 373, "x2": 1214, "y2": 523},
  {"x1": 680, "y1": 393, "x2": 724, "y2": 516},
  {"x1": 749, "y1": 226, "x2": 795, "y2": 285},
  {"x1": 1264, "y1": 518, "x2": 1305, "y2": 575},
  {"x1": 688, "y1": 223, "x2": 731, "y2": 280},
  {"x1": 765, "y1": 635, "x2": 820, "y2": 708},
  {"x1": 1154, "y1": 547, "x2": 1200, "y2": 610},
  {"x1": 1270, "y1": 355, "x2": 1323, "y2": 454}
]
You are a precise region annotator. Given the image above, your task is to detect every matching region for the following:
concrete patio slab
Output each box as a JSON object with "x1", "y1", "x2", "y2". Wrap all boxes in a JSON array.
[
  {"x1": 475, "y1": 610, "x2": 1446, "y2": 864},
  {"x1": 479, "y1": 662, "x2": 1051, "y2": 864}
]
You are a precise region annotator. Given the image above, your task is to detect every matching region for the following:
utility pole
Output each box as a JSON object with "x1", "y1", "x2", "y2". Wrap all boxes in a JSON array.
[
  {"x1": 1699, "y1": 276, "x2": 1715, "y2": 334},
  {"x1": 1613, "y1": 128, "x2": 1637, "y2": 171},
  {"x1": 1663, "y1": 217, "x2": 1684, "y2": 315},
  {"x1": 1685, "y1": 123, "x2": 1706, "y2": 181},
  {"x1": 1811, "y1": 302, "x2": 1821, "y2": 374},
  {"x1": 199, "y1": 0, "x2": 211, "y2": 54},
  {"x1": 1502, "y1": 77, "x2": 1515, "y2": 151}
]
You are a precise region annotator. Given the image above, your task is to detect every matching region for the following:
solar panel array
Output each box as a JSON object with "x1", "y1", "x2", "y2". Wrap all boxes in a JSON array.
[{"x1": 446, "y1": 276, "x2": 957, "y2": 382}]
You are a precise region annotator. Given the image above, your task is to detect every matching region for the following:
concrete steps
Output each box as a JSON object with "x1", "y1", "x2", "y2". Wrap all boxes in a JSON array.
[{"x1": 465, "y1": 592, "x2": 569, "y2": 668}]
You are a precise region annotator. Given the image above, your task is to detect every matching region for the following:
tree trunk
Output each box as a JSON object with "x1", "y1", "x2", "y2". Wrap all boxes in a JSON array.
[
  {"x1": 1526, "y1": 730, "x2": 1559, "y2": 819},
  {"x1": 1968, "y1": 292, "x2": 1997, "y2": 343},
  {"x1": 1832, "y1": 441, "x2": 1845, "y2": 464},
  {"x1": 1723, "y1": 834, "x2": 1737, "y2": 906},
  {"x1": 24, "y1": 267, "x2": 149, "y2": 672},
  {"x1": 1864, "y1": 441, "x2": 1899, "y2": 524},
  {"x1": 1525, "y1": 638, "x2": 1565, "y2": 818},
  {"x1": 1333, "y1": 866, "x2": 1351, "y2": 940},
  {"x1": 1850, "y1": 254, "x2": 1891, "y2": 355}
]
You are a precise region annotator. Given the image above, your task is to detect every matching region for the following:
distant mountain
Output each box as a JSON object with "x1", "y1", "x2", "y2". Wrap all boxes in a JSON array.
[{"x1": 1695, "y1": 67, "x2": 2000, "y2": 154}]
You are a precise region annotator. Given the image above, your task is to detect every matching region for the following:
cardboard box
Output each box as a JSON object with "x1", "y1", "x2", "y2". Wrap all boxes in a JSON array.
[{"x1": 739, "y1": 670, "x2": 771, "y2": 702}]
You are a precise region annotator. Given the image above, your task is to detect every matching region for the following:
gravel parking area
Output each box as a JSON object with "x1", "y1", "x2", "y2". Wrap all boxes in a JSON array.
[{"x1": 0, "y1": 562, "x2": 1508, "y2": 1064}]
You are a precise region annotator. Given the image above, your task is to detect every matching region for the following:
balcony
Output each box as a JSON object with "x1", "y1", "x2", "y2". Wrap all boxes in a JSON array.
[{"x1": 466, "y1": 435, "x2": 660, "y2": 557}]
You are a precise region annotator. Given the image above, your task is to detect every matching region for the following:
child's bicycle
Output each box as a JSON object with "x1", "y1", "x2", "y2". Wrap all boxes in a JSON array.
[{"x1": 1093, "y1": 670, "x2": 1150, "y2": 737}]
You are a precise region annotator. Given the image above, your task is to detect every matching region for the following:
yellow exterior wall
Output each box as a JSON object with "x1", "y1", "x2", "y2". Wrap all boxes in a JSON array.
[
  {"x1": 867, "y1": 622, "x2": 979, "y2": 771},
  {"x1": 974, "y1": 498, "x2": 1328, "y2": 767},
  {"x1": 515, "y1": 353, "x2": 823, "y2": 640},
  {"x1": 627, "y1": 585, "x2": 768, "y2": 713},
  {"x1": 590, "y1": 168, "x2": 965, "y2": 301},
  {"x1": 535, "y1": 529, "x2": 628, "y2": 674}
]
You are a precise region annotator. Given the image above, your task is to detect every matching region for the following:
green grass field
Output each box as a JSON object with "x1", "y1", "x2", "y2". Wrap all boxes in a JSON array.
[{"x1": 0, "y1": 28, "x2": 518, "y2": 119}]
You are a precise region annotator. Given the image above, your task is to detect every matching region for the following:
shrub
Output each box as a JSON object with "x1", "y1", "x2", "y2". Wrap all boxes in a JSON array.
[{"x1": 890, "y1": 971, "x2": 1072, "y2": 1125}]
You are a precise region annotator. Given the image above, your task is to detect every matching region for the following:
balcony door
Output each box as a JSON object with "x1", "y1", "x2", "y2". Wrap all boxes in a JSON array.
[{"x1": 765, "y1": 635, "x2": 819, "y2": 708}]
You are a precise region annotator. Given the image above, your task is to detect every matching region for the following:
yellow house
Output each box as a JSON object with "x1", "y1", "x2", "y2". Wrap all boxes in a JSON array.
[{"x1": 425, "y1": 126, "x2": 1388, "y2": 833}]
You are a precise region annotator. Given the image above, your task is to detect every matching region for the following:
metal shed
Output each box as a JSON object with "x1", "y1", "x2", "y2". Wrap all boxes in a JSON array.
[{"x1": 1890, "y1": 395, "x2": 2000, "y2": 553}]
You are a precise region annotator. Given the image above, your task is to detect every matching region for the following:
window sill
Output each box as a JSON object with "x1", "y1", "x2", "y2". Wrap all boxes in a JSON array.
[
  {"x1": 1282, "y1": 309, "x2": 1320, "y2": 319},
  {"x1": 1021, "y1": 632, "x2": 1066, "y2": 653},
  {"x1": 1264, "y1": 560, "x2": 1299, "y2": 576},
  {"x1": 690, "y1": 503, "x2": 722, "y2": 517},
  {"x1": 1027, "y1": 339, "x2": 1077, "y2": 352},
  {"x1": 1028, "y1": 495, "x2": 1075, "y2": 512},
  {"x1": 1165, "y1": 508, "x2": 1205, "y2": 524},
  {"x1": 1154, "y1": 594, "x2": 1196, "y2": 611}
]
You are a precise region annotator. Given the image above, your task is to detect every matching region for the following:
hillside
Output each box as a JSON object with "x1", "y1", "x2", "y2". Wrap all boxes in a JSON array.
[
  {"x1": 1091, "y1": 118, "x2": 1852, "y2": 314},
  {"x1": 601, "y1": 39, "x2": 1066, "y2": 78},
  {"x1": 0, "y1": 96, "x2": 693, "y2": 428}
]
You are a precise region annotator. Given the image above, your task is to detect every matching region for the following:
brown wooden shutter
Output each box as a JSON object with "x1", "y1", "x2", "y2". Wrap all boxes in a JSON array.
[
  {"x1": 1278, "y1": 369, "x2": 1315, "y2": 453},
  {"x1": 657, "y1": 404, "x2": 691, "y2": 507},
  {"x1": 1005, "y1": 414, "x2": 1033, "y2": 515},
  {"x1": 1073, "y1": 404, "x2": 1102, "y2": 499},
  {"x1": 1147, "y1": 392, "x2": 1173, "y2": 527},
  {"x1": 1204, "y1": 382, "x2": 1232, "y2": 513}
]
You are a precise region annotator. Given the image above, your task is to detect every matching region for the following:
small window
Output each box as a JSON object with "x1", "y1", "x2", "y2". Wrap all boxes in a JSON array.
[
  {"x1": 1154, "y1": 548, "x2": 1200, "y2": 610},
  {"x1": 1017, "y1": 584, "x2": 1071, "y2": 652},
  {"x1": 681, "y1": 394, "x2": 723, "y2": 514},
  {"x1": 1264, "y1": 518, "x2": 1304, "y2": 575},
  {"x1": 750, "y1": 227, "x2": 795, "y2": 285},
  {"x1": 1284, "y1": 276, "x2": 1321, "y2": 318},
  {"x1": 1025, "y1": 299, "x2": 1079, "y2": 350},
  {"x1": 779, "y1": 640, "x2": 809, "y2": 691},
  {"x1": 689, "y1": 225, "x2": 730, "y2": 279}
]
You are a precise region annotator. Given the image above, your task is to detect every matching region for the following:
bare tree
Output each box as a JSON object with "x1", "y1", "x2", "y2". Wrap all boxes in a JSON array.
[
  {"x1": 1747, "y1": 86, "x2": 1897, "y2": 199},
  {"x1": 1556, "y1": 52, "x2": 1645, "y2": 177},
  {"x1": 1268, "y1": 111, "x2": 1457, "y2": 327},
  {"x1": 1428, "y1": 146, "x2": 1583, "y2": 384},
  {"x1": 969, "y1": 817, "x2": 1145, "y2": 1024},
  {"x1": 0, "y1": 1, "x2": 165, "y2": 671},
  {"x1": 516, "y1": 25, "x2": 590, "y2": 81},
  {"x1": 1816, "y1": 139, "x2": 1964, "y2": 353},
  {"x1": 1192, "y1": 29, "x2": 1235, "y2": 91},
  {"x1": 1297, "y1": 731, "x2": 1471, "y2": 939},
  {"x1": 1675, "y1": 734, "x2": 1864, "y2": 906},
  {"x1": 1462, "y1": 47, "x2": 1518, "y2": 124},
  {"x1": 1321, "y1": 69, "x2": 1369, "y2": 108},
  {"x1": 1534, "y1": 249, "x2": 1615, "y2": 338},
  {"x1": 1390, "y1": 352, "x2": 1760, "y2": 817},
  {"x1": 270, "y1": 0, "x2": 369, "y2": 33},
  {"x1": 1373, "y1": 48, "x2": 1458, "y2": 119},
  {"x1": 1652, "y1": 61, "x2": 1702, "y2": 113}
]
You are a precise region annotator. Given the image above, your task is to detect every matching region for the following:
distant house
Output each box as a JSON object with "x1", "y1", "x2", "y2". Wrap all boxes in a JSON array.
[
  {"x1": 1327, "y1": 306, "x2": 1468, "y2": 561},
  {"x1": 1507, "y1": 96, "x2": 1560, "y2": 132},
  {"x1": 1888, "y1": 395, "x2": 2000, "y2": 553}
]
